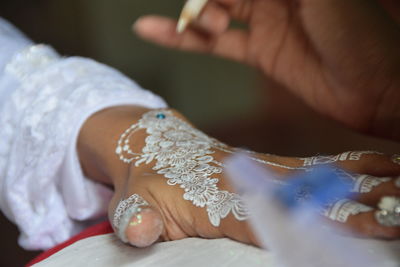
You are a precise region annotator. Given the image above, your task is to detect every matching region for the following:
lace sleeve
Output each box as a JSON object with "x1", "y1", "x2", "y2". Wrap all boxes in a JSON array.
[
  {"x1": 0, "y1": 17, "x2": 33, "y2": 108},
  {"x1": 0, "y1": 19, "x2": 167, "y2": 250}
]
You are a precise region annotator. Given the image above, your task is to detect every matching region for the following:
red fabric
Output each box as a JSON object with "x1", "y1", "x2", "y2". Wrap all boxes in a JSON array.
[{"x1": 26, "y1": 221, "x2": 113, "y2": 266}]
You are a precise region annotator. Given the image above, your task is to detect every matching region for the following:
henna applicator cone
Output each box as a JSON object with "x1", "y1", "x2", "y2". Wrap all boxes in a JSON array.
[{"x1": 177, "y1": 0, "x2": 209, "y2": 33}]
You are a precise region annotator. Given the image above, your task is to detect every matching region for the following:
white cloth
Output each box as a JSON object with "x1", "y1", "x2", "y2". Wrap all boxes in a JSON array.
[
  {"x1": 35, "y1": 235, "x2": 273, "y2": 267},
  {"x1": 33, "y1": 234, "x2": 400, "y2": 267},
  {"x1": 0, "y1": 17, "x2": 167, "y2": 250}
]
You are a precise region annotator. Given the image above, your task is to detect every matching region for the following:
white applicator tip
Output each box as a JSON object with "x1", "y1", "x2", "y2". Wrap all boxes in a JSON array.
[
  {"x1": 177, "y1": 17, "x2": 189, "y2": 34},
  {"x1": 176, "y1": 0, "x2": 209, "y2": 33}
]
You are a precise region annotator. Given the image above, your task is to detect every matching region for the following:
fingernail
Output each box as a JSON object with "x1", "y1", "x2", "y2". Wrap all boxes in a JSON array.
[
  {"x1": 113, "y1": 194, "x2": 150, "y2": 244},
  {"x1": 124, "y1": 207, "x2": 164, "y2": 248},
  {"x1": 117, "y1": 205, "x2": 145, "y2": 243},
  {"x1": 132, "y1": 17, "x2": 144, "y2": 33}
]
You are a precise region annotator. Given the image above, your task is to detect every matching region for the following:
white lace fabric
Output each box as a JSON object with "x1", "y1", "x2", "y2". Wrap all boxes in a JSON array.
[
  {"x1": 0, "y1": 18, "x2": 167, "y2": 250},
  {"x1": 0, "y1": 17, "x2": 33, "y2": 108}
]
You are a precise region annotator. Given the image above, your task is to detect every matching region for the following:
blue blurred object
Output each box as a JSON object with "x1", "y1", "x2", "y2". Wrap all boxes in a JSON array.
[
  {"x1": 273, "y1": 166, "x2": 353, "y2": 210},
  {"x1": 225, "y1": 155, "x2": 396, "y2": 267}
]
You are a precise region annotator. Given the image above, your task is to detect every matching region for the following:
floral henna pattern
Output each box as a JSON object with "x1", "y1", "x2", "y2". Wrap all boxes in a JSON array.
[
  {"x1": 115, "y1": 110, "x2": 388, "y2": 227},
  {"x1": 116, "y1": 110, "x2": 248, "y2": 227}
]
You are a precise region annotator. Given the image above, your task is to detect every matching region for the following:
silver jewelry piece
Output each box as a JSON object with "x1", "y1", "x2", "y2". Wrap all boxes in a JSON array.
[
  {"x1": 391, "y1": 154, "x2": 400, "y2": 165},
  {"x1": 375, "y1": 196, "x2": 400, "y2": 227},
  {"x1": 113, "y1": 194, "x2": 149, "y2": 242},
  {"x1": 395, "y1": 177, "x2": 400, "y2": 188},
  {"x1": 323, "y1": 199, "x2": 373, "y2": 223}
]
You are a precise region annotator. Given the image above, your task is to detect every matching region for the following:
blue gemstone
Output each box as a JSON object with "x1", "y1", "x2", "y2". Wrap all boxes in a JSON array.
[{"x1": 156, "y1": 113, "x2": 166, "y2": 119}]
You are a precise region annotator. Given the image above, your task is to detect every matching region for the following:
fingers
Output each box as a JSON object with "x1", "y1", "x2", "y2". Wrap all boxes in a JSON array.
[
  {"x1": 133, "y1": 0, "x2": 254, "y2": 62},
  {"x1": 356, "y1": 177, "x2": 399, "y2": 205},
  {"x1": 341, "y1": 208, "x2": 400, "y2": 239},
  {"x1": 134, "y1": 0, "x2": 249, "y2": 39},
  {"x1": 198, "y1": 0, "x2": 254, "y2": 25},
  {"x1": 298, "y1": 151, "x2": 400, "y2": 238},
  {"x1": 331, "y1": 153, "x2": 400, "y2": 205},
  {"x1": 177, "y1": 0, "x2": 252, "y2": 26},
  {"x1": 111, "y1": 193, "x2": 164, "y2": 248},
  {"x1": 134, "y1": 16, "x2": 211, "y2": 51},
  {"x1": 195, "y1": 2, "x2": 230, "y2": 34},
  {"x1": 134, "y1": 16, "x2": 249, "y2": 62},
  {"x1": 124, "y1": 206, "x2": 164, "y2": 247},
  {"x1": 337, "y1": 153, "x2": 400, "y2": 177},
  {"x1": 301, "y1": 151, "x2": 400, "y2": 177},
  {"x1": 323, "y1": 198, "x2": 400, "y2": 239}
]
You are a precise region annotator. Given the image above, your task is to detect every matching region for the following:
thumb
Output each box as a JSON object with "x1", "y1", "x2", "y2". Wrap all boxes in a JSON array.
[{"x1": 112, "y1": 194, "x2": 164, "y2": 248}]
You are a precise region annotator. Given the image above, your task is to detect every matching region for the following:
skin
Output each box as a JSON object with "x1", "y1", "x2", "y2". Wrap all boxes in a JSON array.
[
  {"x1": 133, "y1": 0, "x2": 400, "y2": 140},
  {"x1": 78, "y1": 0, "x2": 400, "y2": 247},
  {"x1": 78, "y1": 106, "x2": 400, "y2": 248}
]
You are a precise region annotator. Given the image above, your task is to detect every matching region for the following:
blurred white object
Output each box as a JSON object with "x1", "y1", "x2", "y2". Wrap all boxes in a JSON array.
[
  {"x1": 177, "y1": 0, "x2": 208, "y2": 33},
  {"x1": 225, "y1": 155, "x2": 398, "y2": 267}
]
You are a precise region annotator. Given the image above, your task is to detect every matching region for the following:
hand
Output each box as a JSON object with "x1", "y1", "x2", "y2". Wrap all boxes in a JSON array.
[
  {"x1": 133, "y1": 0, "x2": 400, "y2": 139},
  {"x1": 110, "y1": 150, "x2": 400, "y2": 248},
  {"x1": 79, "y1": 107, "x2": 400, "y2": 248}
]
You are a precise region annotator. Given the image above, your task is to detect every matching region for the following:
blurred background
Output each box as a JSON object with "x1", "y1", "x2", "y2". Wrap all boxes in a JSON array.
[{"x1": 1, "y1": 0, "x2": 400, "y2": 266}]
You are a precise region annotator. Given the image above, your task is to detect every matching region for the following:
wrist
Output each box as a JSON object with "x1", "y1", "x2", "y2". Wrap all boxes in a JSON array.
[{"x1": 77, "y1": 106, "x2": 151, "y2": 187}]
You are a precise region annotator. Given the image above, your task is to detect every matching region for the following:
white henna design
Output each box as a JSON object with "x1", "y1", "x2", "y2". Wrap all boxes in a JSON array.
[
  {"x1": 323, "y1": 199, "x2": 373, "y2": 223},
  {"x1": 116, "y1": 110, "x2": 249, "y2": 227},
  {"x1": 333, "y1": 169, "x2": 391, "y2": 193},
  {"x1": 302, "y1": 151, "x2": 382, "y2": 166}
]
